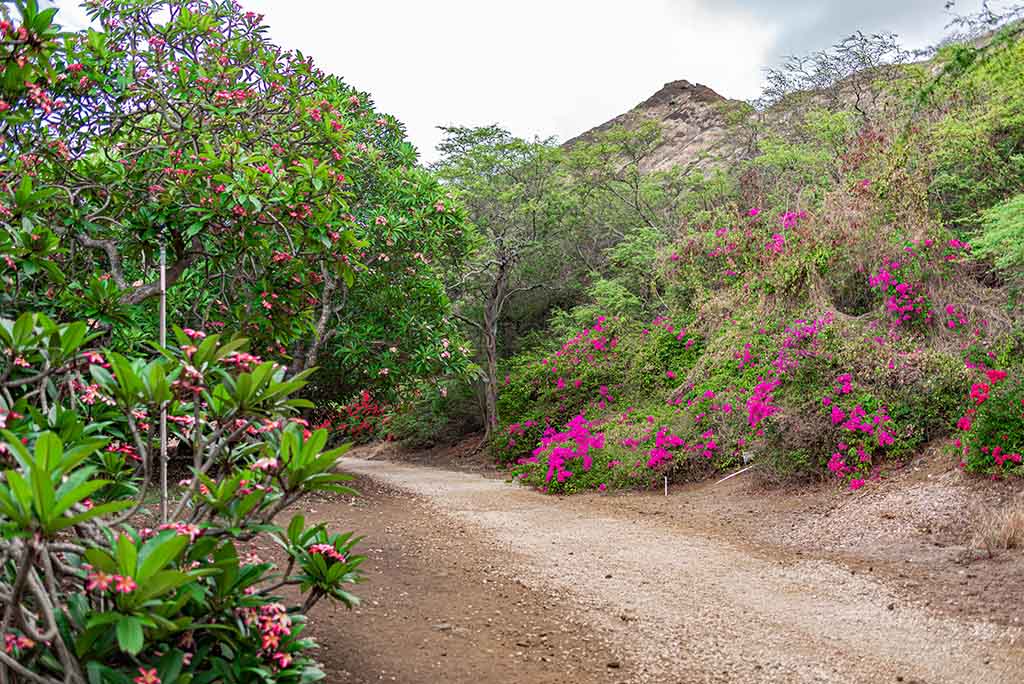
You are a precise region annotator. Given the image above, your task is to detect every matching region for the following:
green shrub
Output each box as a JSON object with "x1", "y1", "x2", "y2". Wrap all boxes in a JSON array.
[
  {"x1": 924, "y1": 32, "x2": 1024, "y2": 231},
  {"x1": 388, "y1": 381, "x2": 481, "y2": 448},
  {"x1": 961, "y1": 369, "x2": 1024, "y2": 475},
  {"x1": 973, "y1": 193, "x2": 1024, "y2": 277}
]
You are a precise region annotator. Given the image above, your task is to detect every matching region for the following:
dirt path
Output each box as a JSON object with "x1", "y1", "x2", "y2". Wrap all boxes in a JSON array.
[
  {"x1": 299, "y1": 457, "x2": 1024, "y2": 683},
  {"x1": 289, "y1": 473, "x2": 623, "y2": 683}
]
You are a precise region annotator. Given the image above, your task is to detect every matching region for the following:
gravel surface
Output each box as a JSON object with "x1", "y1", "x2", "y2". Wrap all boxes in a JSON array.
[
  {"x1": 780, "y1": 471, "x2": 971, "y2": 553},
  {"x1": 343, "y1": 457, "x2": 1024, "y2": 684}
]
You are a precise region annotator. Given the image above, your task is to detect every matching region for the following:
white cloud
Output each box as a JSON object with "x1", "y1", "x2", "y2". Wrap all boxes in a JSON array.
[
  {"x1": 46, "y1": 0, "x2": 982, "y2": 162},
  {"x1": 226, "y1": 0, "x2": 778, "y2": 161}
]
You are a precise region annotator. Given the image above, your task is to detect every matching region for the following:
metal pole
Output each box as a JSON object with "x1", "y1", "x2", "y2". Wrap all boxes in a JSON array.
[{"x1": 159, "y1": 235, "x2": 169, "y2": 524}]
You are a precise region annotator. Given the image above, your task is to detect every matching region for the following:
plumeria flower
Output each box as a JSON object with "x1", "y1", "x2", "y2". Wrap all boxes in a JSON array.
[
  {"x1": 114, "y1": 575, "x2": 138, "y2": 594},
  {"x1": 308, "y1": 543, "x2": 347, "y2": 563},
  {"x1": 84, "y1": 350, "x2": 107, "y2": 365},
  {"x1": 3, "y1": 633, "x2": 35, "y2": 654},
  {"x1": 134, "y1": 668, "x2": 160, "y2": 684},
  {"x1": 158, "y1": 522, "x2": 202, "y2": 542},
  {"x1": 252, "y1": 456, "x2": 280, "y2": 473},
  {"x1": 86, "y1": 571, "x2": 114, "y2": 591}
]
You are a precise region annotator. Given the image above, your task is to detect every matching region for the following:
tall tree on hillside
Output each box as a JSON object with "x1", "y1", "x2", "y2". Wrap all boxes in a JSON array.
[{"x1": 433, "y1": 126, "x2": 569, "y2": 438}]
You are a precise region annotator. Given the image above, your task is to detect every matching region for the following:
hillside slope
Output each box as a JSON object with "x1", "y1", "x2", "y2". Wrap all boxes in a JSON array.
[{"x1": 487, "y1": 23, "x2": 1024, "y2": 496}]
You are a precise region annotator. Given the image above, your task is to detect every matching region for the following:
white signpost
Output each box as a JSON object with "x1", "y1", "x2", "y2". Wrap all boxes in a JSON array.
[{"x1": 159, "y1": 236, "x2": 169, "y2": 524}]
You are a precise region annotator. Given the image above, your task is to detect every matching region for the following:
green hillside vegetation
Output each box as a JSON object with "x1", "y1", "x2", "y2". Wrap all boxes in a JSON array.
[{"x1": 391, "y1": 17, "x2": 1024, "y2": 494}]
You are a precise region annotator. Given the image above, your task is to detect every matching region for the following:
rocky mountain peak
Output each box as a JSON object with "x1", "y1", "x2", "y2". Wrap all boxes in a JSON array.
[{"x1": 566, "y1": 79, "x2": 743, "y2": 173}]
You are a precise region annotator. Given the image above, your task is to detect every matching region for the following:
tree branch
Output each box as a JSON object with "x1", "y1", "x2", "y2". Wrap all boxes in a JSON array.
[
  {"x1": 119, "y1": 236, "x2": 203, "y2": 305},
  {"x1": 75, "y1": 235, "x2": 127, "y2": 288}
]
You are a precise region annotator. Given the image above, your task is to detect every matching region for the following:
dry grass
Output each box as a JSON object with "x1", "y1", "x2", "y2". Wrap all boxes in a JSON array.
[{"x1": 971, "y1": 498, "x2": 1024, "y2": 557}]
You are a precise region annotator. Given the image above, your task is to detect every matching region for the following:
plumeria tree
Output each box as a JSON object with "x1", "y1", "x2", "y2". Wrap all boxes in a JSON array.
[
  {"x1": 2, "y1": 0, "x2": 474, "y2": 399},
  {"x1": 0, "y1": 0, "x2": 476, "y2": 681},
  {"x1": 1, "y1": 314, "x2": 365, "y2": 682}
]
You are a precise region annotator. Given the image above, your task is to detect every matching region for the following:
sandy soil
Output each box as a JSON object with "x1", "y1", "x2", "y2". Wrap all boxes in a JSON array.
[
  {"x1": 274, "y1": 474, "x2": 623, "y2": 683},
  {"x1": 276, "y1": 444, "x2": 1024, "y2": 683}
]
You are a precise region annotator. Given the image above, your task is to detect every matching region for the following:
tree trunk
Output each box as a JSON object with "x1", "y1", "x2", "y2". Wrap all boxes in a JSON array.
[
  {"x1": 292, "y1": 266, "x2": 338, "y2": 374},
  {"x1": 479, "y1": 257, "x2": 512, "y2": 440},
  {"x1": 481, "y1": 302, "x2": 500, "y2": 439}
]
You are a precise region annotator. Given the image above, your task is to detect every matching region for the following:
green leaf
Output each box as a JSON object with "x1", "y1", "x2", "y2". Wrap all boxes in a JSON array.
[
  {"x1": 287, "y1": 514, "x2": 305, "y2": 542},
  {"x1": 53, "y1": 477, "x2": 108, "y2": 517},
  {"x1": 87, "y1": 662, "x2": 134, "y2": 684},
  {"x1": 89, "y1": 363, "x2": 116, "y2": 389},
  {"x1": 84, "y1": 548, "x2": 117, "y2": 574},
  {"x1": 107, "y1": 352, "x2": 142, "y2": 399},
  {"x1": 11, "y1": 312, "x2": 35, "y2": 345},
  {"x1": 137, "y1": 531, "x2": 188, "y2": 582},
  {"x1": 116, "y1": 532, "x2": 138, "y2": 577},
  {"x1": 60, "y1": 322, "x2": 88, "y2": 359},
  {"x1": 30, "y1": 465, "x2": 56, "y2": 524},
  {"x1": 50, "y1": 500, "x2": 133, "y2": 532},
  {"x1": 134, "y1": 570, "x2": 192, "y2": 602},
  {"x1": 0, "y1": 430, "x2": 32, "y2": 469},
  {"x1": 158, "y1": 650, "x2": 185, "y2": 684},
  {"x1": 62, "y1": 438, "x2": 110, "y2": 471},
  {"x1": 234, "y1": 489, "x2": 266, "y2": 519},
  {"x1": 35, "y1": 431, "x2": 62, "y2": 470},
  {"x1": 115, "y1": 616, "x2": 144, "y2": 655}
]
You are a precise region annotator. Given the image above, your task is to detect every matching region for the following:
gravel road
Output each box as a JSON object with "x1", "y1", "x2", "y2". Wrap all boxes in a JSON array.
[{"x1": 342, "y1": 457, "x2": 1024, "y2": 684}]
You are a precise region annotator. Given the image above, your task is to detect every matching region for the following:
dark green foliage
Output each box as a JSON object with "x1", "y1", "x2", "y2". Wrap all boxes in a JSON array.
[
  {"x1": 964, "y1": 371, "x2": 1024, "y2": 475},
  {"x1": 923, "y1": 27, "x2": 1024, "y2": 232},
  {"x1": 973, "y1": 193, "x2": 1024, "y2": 277}
]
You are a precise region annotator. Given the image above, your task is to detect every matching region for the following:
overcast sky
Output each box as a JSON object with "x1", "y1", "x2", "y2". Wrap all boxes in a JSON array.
[{"x1": 50, "y1": 0, "x2": 989, "y2": 162}]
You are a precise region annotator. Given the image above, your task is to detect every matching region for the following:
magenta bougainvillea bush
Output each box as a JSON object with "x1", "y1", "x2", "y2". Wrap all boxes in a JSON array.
[
  {"x1": 501, "y1": 195, "x2": 1010, "y2": 494},
  {"x1": 956, "y1": 365, "x2": 1024, "y2": 476}
]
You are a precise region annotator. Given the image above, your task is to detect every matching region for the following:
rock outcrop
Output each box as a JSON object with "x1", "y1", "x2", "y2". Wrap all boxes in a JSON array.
[{"x1": 565, "y1": 80, "x2": 746, "y2": 173}]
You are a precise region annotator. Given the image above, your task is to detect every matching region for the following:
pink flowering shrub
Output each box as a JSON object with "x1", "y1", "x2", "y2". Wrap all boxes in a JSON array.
[
  {"x1": 495, "y1": 315, "x2": 702, "y2": 464},
  {"x1": 511, "y1": 414, "x2": 610, "y2": 493},
  {"x1": 504, "y1": 287, "x2": 984, "y2": 492},
  {"x1": 957, "y1": 367, "x2": 1024, "y2": 475},
  {"x1": 510, "y1": 393, "x2": 753, "y2": 493},
  {"x1": 820, "y1": 385, "x2": 898, "y2": 489},
  {"x1": 626, "y1": 315, "x2": 704, "y2": 392},
  {"x1": 506, "y1": 315, "x2": 796, "y2": 491},
  {"x1": 667, "y1": 207, "x2": 814, "y2": 298},
  {"x1": 0, "y1": 313, "x2": 366, "y2": 682},
  {"x1": 868, "y1": 237, "x2": 971, "y2": 330},
  {"x1": 310, "y1": 390, "x2": 387, "y2": 444},
  {"x1": 746, "y1": 312, "x2": 963, "y2": 481}
]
